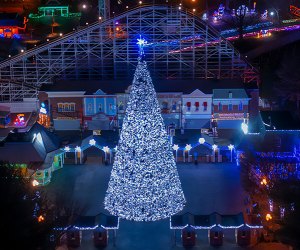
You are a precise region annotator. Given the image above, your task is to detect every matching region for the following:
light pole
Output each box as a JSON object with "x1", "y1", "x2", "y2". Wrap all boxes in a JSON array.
[
  {"x1": 228, "y1": 144, "x2": 234, "y2": 162},
  {"x1": 103, "y1": 146, "x2": 110, "y2": 163},
  {"x1": 270, "y1": 9, "x2": 280, "y2": 24},
  {"x1": 75, "y1": 146, "x2": 81, "y2": 164},
  {"x1": 241, "y1": 120, "x2": 248, "y2": 134},
  {"x1": 185, "y1": 144, "x2": 192, "y2": 162},
  {"x1": 212, "y1": 144, "x2": 217, "y2": 162},
  {"x1": 32, "y1": 179, "x2": 39, "y2": 187},
  {"x1": 173, "y1": 144, "x2": 179, "y2": 162}
]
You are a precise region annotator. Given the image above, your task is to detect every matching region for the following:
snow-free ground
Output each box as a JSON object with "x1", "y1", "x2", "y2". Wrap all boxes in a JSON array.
[{"x1": 46, "y1": 159, "x2": 252, "y2": 250}]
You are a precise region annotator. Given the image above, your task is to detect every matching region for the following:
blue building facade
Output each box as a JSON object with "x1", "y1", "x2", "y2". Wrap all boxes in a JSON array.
[{"x1": 83, "y1": 91, "x2": 117, "y2": 130}]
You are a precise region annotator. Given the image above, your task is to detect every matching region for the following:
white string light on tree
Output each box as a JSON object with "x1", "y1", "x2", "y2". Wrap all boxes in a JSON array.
[{"x1": 104, "y1": 36, "x2": 185, "y2": 221}]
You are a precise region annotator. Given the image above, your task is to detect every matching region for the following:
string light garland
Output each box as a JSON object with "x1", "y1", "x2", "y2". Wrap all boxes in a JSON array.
[{"x1": 104, "y1": 42, "x2": 185, "y2": 221}]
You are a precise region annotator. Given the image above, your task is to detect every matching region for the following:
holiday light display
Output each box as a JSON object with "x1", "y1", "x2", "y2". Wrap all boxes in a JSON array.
[
  {"x1": 104, "y1": 41, "x2": 185, "y2": 221},
  {"x1": 38, "y1": 102, "x2": 51, "y2": 128},
  {"x1": 14, "y1": 113, "x2": 25, "y2": 126}
]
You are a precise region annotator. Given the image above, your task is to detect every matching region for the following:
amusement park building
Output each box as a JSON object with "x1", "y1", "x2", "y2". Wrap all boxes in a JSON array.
[{"x1": 38, "y1": 79, "x2": 256, "y2": 131}]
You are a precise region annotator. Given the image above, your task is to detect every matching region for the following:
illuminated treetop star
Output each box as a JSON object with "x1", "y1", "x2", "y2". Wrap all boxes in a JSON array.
[{"x1": 137, "y1": 35, "x2": 147, "y2": 56}]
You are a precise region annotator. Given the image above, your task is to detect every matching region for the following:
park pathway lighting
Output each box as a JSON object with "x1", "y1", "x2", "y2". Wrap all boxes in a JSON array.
[
  {"x1": 241, "y1": 120, "x2": 248, "y2": 134},
  {"x1": 173, "y1": 144, "x2": 179, "y2": 162},
  {"x1": 228, "y1": 144, "x2": 234, "y2": 162},
  {"x1": 185, "y1": 144, "x2": 192, "y2": 162},
  {"x1": 265, "y1": 213, "x2": 272, "y2": 221},
  {"x1": 75, "y1": 146, "x2": 82, "y2": 164},
  {"x1": 103, "y1": 146, "x2": 110, "y2": 162},
  {"x1": 260, "y1": 178, "x2": 267, "y2": 186},
  {"x1": 212, "y1": 144, "x2": 218, "y2": 162},
  {"x1": 38, "y1": 215, "x2": 45, "y2": 223},
  {"x1": 32, "y1": 180, "x2": 39, "y2": 187}
]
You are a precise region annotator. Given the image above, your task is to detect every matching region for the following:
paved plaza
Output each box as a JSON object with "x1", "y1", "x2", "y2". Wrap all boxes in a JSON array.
[{"x1": 46, "y1": 160, "x2": 249, "y2": 250}]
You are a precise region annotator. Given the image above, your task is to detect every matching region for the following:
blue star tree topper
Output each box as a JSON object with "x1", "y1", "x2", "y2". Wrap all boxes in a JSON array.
[{"x1": 137, "y1": 35, "x2": 147, "y2": 56}]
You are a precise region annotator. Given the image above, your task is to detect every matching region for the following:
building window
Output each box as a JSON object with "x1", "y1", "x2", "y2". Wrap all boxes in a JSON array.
[
  {"x1": 162, "y1": 101, "x2": 168, "y2": 110},
  {"x1": 57, "y1": 103, "x2": 75, "y2": 112},
  {"x1": 172, "y1": 102, "x2": 177, "y2": 111},
  {"x1": 98, "y1": 104, "x2": 102, "y2": 112},
  {"x1": 58, "y1": 103, "x2": 63, "y2": 112},
  {"x1": 186, "y1": 102, "x2": 191, "y2": 111},
  {"x1": 239, "y1": 102, "x2": 243, "y2": 111},
  {"x1": 228, "y1": 103, "x2": 233, "y2": 111},
  {"x1": 69, "y1": 103, "x2": 75, "y2": 112},
  {"x1": 109, "y1": 103, "x2": 112, "y2": 110},
  {"x1": 195, "y1": 102, "x2": 199, "y2": 111},
  {"x1": 88, "y1": 103, "x2": 92, "y2": 112},
  {"x1": 218, "y1": 102, "x2": 222, "y2": 111},
  {"x1": 203, "y1": 102, "x2": 207, "y2": 111}
]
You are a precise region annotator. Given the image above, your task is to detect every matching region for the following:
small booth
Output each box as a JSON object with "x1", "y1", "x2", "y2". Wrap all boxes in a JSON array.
[
  {"x1": 209, "y1": 226, "x2": 223, "y2": 246},
  {"x1": 54, "y1": 214, "x2": 119, "y2": 248},
  {"x1": 52, "y1": 216, "x2": 70, "y2": 246},
  {"x1": 93, "y1": 213, "x2": 119, "y2": 247},
  {"x1": 170, "y1": 213, "x2": 197, "y2": 246},
  {"x1": 170, "y1": 212, "x2": 217, "y2": 247},
  {"x1": 219, "y1": 212, "x2": 263, "y2": 247},
  {"x1": 66, "y1": 227, "x2": 81, "y2": 248},
  {"x1": 190, "y1": 143, "x2": 213, "y2": 163},
  {"x1": 237, "y1": 225, "x2": 251, "y2": 246},
  {"x1": 243, "y1": 214, "x2": 263, "y2": 245},
  {"x1": 182, "y1": 226, "x2": 196, "y2": 247},
  {"x1": 93, "y1": 227, "x2": 108, "y2": 247}
]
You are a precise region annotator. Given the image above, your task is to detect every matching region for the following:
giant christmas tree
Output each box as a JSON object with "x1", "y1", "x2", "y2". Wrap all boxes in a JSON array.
[{"x1": 104, "y1": 38, "x2": 185, "y2": 221}]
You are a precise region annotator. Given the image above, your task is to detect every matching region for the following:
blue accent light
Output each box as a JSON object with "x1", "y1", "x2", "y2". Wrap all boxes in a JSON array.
[{"x1": 12, "y1": 34, "x2": 21, "y2": 39}]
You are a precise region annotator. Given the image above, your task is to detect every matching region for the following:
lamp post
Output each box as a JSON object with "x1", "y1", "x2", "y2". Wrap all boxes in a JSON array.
[
  {"x1": 185, "y1": 144, "x2": 192, "y2": 162},
  {"x1": 173, "y1": 144, "x2": 179, "y2": 162},
  {"x1": 75, "y1": 146, "x2": 81, "y2": 164},
  {"x1": 212, "y1": 144, "x2": 217, "y2": 162},
  {"x1": 241, "y1": 120, "x2": 248, "y2": 134},
  {"x1": 103, "y1": 146, "x2": 110, "y2": 163},
  {"x1": 64, "y1": 146, "x2": 70, "y2": 160},
  {"x1": 32, "y1": 180, "x2": 39, "y2": 187},
  {"x1": 270, "y1": 9, "x2": 280, "y2": 24},
  {"x1": 228, "y1": 144, "x2": 234, "y2": 162}
]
